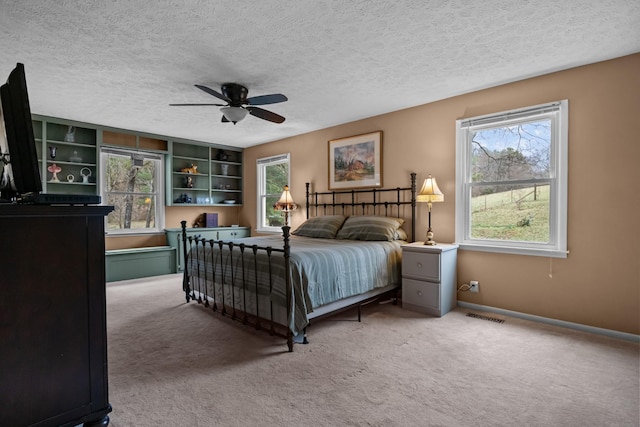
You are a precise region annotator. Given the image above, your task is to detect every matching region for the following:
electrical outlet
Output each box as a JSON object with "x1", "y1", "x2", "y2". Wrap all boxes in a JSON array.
[{"x1": 469, "y1": 280, "x2": 479, "y2": 293}]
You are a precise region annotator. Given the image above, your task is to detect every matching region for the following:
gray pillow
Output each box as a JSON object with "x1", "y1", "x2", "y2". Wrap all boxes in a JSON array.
[
  {"x1": 394, "y1": 227, "x2": 409, "y2": 241},
  {"x1": 291, "y1": 215, "x2": 347, "y2": 238},
  {"x1": 336, "y1": 216, "x2": 405, "y2": 241}
]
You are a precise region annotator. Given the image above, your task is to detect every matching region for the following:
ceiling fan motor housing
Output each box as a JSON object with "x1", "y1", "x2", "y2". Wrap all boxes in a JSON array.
[{"x1": 221, "y1": 83, "x2": 249, "y2": 106}]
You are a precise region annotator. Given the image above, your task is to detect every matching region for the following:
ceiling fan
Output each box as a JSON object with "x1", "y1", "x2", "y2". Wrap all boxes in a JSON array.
[{"x1": 170, "y1": 83, "x2": 287, "y2": 124}]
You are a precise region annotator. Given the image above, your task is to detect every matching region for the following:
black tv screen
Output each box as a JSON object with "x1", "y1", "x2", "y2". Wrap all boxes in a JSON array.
[{"x1": 0, "y1": 63, "x2": 42, "y2": 201}]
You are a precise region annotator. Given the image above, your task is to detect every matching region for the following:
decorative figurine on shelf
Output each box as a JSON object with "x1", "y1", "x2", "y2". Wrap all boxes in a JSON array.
[
  {"x1": 64, "y1": 126, "x2": 76, "y2": 143},
  {"x1": 80, "y1": 167, "x2": 91, "y2": 184},
  {"x1": 48, "y1": 163, "x2": 61, "y2": 182},
  {"x1": 185, "y1": 175, "x2": 193, "y2": 188},
  {"x1": 174, "y1": 193, "x2": 192, "y2": 204},
  {"x1": 220, "y1": 164, "x2": 229, "y2": 176},
  {"x1": 217, "y1": 150, "x2": 229, "y2": 161},
  {"x1": 192, "y1": 214, "x2": 206, "y2": 228},
  {"x1": 180, "y1": 164, "x2": 199, "y2": 174},
  {"x1": 48, "y1": 144, "x2": 61, "y2": 182},
  {"x1": 69, "y1": 150, "x2": 82, "y2": 163},
  {"x1": 66, "y1": 174, "x2": 75, "y2": 183}
]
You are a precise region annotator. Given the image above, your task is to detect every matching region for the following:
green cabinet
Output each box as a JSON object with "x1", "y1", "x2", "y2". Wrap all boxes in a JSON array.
[
  {"x1": 217, "y1": 227, "x2": 250, "y2": 240},
  {"x1": 165, "y1": 226, "x2": 251, "y2": 271},
  {"x1": 105, "y1": 246, "x2": 177, "y2": 281},
  {"x1": 168, "y1": 142, "x2": 243, "y2": 206}
]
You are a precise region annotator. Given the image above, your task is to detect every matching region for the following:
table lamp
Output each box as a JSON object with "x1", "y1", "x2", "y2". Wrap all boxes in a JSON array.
[
  {"x1": 273, "y1": 185, "x2": 297, "y2": 226},
  {"x1": 416, "y1": 174, "x2": 444, "y2": 245}
]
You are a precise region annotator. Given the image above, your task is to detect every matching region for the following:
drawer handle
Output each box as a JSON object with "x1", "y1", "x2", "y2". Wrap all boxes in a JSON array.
[{"x1": 416, "y1": 262, "x2": 422, "y2": 268}]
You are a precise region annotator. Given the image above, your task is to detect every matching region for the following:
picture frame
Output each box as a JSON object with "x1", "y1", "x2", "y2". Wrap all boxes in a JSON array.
[{"x1": 328, "y1": 131, "x2": 382, "y2": 190}]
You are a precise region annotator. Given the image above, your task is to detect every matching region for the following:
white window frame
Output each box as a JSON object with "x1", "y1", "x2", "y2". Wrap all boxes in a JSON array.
[
  {"x1": 100, "y1": 146, "x2": 165, "y2": 235},
  {"x1": 256, "y1": 153, "x2": 290, "y2": 233},
  {"x1": 455, "y1": 100, "x2": 568, "y2": 258}
]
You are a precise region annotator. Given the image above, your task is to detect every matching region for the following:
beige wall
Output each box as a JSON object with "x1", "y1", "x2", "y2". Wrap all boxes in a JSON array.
[{"x1": 242, "y1": 53, "x2": 640, "y2": 335}]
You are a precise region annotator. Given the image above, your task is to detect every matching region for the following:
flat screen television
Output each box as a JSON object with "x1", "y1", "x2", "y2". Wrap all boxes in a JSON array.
[
  {"x1": 1, "y1": 63, "x2": 100, "y2": 205},
  {"x1": 0, "y1": 63, "x2": 42, "y2": 201}
]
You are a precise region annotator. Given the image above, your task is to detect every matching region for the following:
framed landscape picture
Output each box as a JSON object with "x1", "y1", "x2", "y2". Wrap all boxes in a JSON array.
[{"x1": 328, "y1": 131, "x2": 382, "y2": 190}]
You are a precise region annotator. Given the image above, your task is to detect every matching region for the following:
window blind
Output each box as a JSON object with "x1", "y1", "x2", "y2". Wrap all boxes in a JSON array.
[
  {"x1": 459, "y1": 101, "x2": 561, "y2": 128},
  {"x1": 257, "y1": 153, "x2": 289, "y2": 164},
  {"x1": 101, "y1": 147, "x2": 163, "y2": 161}
]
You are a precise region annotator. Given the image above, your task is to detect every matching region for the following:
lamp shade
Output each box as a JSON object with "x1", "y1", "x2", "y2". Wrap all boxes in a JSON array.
[
  {"x1": 274, "y1": 185, "x2": 297, "y2": 212},
  {"x1": 220, "y1": 106, "x2": 249, "y2": 124},
  {"x1": 417, "y1": 175, "x2": 444, "y2": 203}
]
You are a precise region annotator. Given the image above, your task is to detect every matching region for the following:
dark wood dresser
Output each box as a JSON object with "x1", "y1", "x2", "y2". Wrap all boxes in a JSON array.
[{"x1": 0, "y1": 205, "x2": 113, "y2": 427}]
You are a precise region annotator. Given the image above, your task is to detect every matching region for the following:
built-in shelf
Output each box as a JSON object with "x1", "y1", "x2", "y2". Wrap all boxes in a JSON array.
[
  {"x1": 31, "y1": 116, "x2": 243, "y2": 207},
  {"x1": 34, "y1": 120, "x2": 98, "y2": 196},
  {"x1": 168, "y1": 142, "x2": 243, "y2": 206}
]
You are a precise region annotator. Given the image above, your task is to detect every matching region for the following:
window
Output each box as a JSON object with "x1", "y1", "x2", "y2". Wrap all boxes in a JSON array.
[
  {"x1": 455, "y1": 100, "x2": 568, "y2": 258},
  {"x1": 100, "y1": 147, "x2": 164, "y2": 234},
  {"x1": 256, "y1": 153, "x2": 290, "y2": 232}
]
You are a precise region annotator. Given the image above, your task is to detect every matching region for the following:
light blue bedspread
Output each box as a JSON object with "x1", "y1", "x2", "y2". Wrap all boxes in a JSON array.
[{"x1": 186, "y1": 235, "x2": 404, "y2": 334}]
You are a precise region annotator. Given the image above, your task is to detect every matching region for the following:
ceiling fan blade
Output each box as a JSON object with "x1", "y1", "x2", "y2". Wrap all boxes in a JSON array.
[
  {"x1": 246, "y1": 106, "x2": 285, "y2": 123},
  {"x1": 246, "y1": 93, "x2": 288, "y2": 106},
  {"x1": 195, "y1": 84, "x2": 230, "y2": 103},
  {"x1": 169, "y1": 103, "x2": 225, "y2": 106}
]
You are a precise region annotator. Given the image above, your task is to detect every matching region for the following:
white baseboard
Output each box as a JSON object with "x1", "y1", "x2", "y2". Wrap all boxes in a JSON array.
[{"x1": 457, "y1": 301, "x2": 640, "y2": 343}]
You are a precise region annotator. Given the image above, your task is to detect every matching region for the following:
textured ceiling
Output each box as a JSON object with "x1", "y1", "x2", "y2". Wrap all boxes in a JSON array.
[{"x1": 1, "y1": 0, "x2": 639, "y2": 148}]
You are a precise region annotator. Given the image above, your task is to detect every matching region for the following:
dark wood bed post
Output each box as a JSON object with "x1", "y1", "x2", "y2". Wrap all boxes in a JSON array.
[
  {"x1": 181, "y1": 220, "x2": 191, "y2": 302},
  {"x1": 410, "y1": 172, "x2": 416, "y2": 242},
  {"x1": 305, "y1": 182, "x2": 310, "y2": 219},
  {"x1": 282, "y1": 224, "x2": 294, "y2": 352}
]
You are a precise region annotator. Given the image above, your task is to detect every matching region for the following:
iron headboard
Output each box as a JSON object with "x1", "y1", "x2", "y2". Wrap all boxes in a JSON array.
[{"x1": 304, "y1": 172, "x2": 417, "y2": 242}]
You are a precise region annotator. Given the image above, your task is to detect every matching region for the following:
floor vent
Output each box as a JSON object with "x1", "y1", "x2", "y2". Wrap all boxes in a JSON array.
[{"x1": 466, "y1": 312, "x2": 505, "y2": 324}]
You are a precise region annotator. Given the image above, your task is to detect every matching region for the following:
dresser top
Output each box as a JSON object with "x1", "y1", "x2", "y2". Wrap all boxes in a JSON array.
[
  {"x1": 402, "y1": 241, "x2": 459, "y2": 253},
  {"x1": 0, "y1": 203, "x2": 114, "y2": 217}
]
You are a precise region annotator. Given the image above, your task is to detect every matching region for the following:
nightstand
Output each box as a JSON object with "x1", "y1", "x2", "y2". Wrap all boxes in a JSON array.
[{"x1": 401, "y1": 242, "x2": 458, "y2": 316}]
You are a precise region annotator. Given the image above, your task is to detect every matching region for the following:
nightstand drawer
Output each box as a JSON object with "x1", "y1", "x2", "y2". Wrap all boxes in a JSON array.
[
  {"x1": 402, "y1": 278, "x2": 439, "y2": 311},
  {"x1": 402, "y1": 250, "x2": 440, "y2": 281}
]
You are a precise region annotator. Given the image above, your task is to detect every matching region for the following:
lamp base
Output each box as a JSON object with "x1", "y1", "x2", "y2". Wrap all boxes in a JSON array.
[{"x1": 424, "y1": 229, "x2": 437, "y2": 245}]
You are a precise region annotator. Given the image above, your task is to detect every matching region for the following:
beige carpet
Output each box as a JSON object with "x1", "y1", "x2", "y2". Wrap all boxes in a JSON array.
[{"x1": 105, "y1": 274, "x2": 639, "y2": 427}]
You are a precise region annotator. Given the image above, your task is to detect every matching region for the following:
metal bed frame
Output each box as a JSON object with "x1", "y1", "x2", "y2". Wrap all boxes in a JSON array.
[{"x1": 181, "y1": 173, "x2": 417, "y2": 351}]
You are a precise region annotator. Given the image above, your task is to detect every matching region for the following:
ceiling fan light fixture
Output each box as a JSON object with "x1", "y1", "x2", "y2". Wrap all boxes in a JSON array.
[{"x1": 220, "y1": 106, "x2": 248, "y2": 124}]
